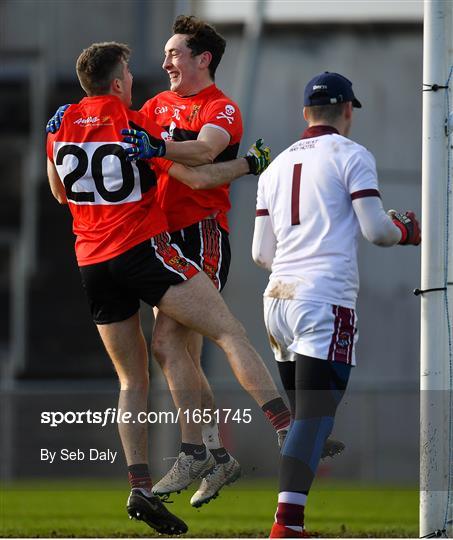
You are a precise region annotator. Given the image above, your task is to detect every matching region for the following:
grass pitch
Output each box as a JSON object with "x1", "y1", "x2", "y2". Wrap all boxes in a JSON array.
[{"x1": 1, "y1": 478, "x2": 418, "y2": 537}]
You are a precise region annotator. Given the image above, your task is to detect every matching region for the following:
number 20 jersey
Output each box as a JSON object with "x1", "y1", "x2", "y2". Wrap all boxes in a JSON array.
[
  {"x1": 256, "y1": 126, "x2": 381, "y2": 309},
  {"x1": 46, "y1": 95, "x2": 171, "y2": 266}
]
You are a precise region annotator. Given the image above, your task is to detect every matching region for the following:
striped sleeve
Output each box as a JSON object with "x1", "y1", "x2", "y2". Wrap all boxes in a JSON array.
[
  {"x1": 345, "y1": 147, "x2": 380, "y2": 199},
  {"x1": 256, "y1": 169, "x2": 269, "y2": 216},
  {"x1": 351, "y1": 188, "x2": 380, "y2": 200}
]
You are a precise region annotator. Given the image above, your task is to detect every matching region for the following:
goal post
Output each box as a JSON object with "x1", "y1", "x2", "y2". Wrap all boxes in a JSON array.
[{"x1": 420, "y1": 0, "x2": 453, "y2": 537}]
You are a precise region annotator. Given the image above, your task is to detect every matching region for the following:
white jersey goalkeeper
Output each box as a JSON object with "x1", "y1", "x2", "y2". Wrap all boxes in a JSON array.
[{"x1": 252, "y1": 71, "x2": 421, "y2": 538}]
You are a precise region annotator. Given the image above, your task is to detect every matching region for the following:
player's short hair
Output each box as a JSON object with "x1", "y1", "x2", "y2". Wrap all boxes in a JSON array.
[
  {"x1": 173, "y1": 15, "x2": 226, "y2": 79},
  {"x1": 304, "y1": 103, "x2": 347, "y2": 124},
  {"x1": 76, "y1": 42, "x2": 131, "y2": 96}
]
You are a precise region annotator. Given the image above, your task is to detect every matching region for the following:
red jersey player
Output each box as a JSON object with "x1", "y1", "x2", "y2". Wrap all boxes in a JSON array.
[
  {"x1": 122, "y1": 15, "x2": 292, "y2": 507},
  {"x1": 46, "y1": 41, "x2": 290, "y2": 534}
]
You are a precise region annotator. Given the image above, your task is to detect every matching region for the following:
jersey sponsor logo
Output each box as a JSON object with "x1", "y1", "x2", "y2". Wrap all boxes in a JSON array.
[
  {"x1": 73, "y1": 116, "x2": 112, "y2": 126},
  {"x1": 290, "y1": 139, "x2": 317, "y2": 151},
  {"x1": 154, "y1": 106, "x2": 168, "y2": 115},
  {"x1": 73, "y1": 116, "x2": 99, "y2": 125}
]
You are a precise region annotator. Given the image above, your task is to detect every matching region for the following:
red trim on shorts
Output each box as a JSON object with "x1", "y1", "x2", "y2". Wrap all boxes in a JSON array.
[
  {"x1": 328, "y1": 305, "x2": 355, "y2": 364},
  {"x1": 256, "y1": 209, "x2": 269, "y2": 216},
  {"x1": 153, "y1": 232, "x2": 199, "y2": 279},
  {"x1": 291, "y1": 163, "x2": 302, "y2": 226},
  {"x1": 350, "y1": 189, "x2": 380, "y2": 200},
  {"x1": 200, "y1": 220, "x2": 222, "y2": 290}
]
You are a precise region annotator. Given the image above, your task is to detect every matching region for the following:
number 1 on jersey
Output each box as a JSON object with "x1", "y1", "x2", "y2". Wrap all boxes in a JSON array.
[{"x1": 291, "y1": 163, "x2": 302, "y2": 225}]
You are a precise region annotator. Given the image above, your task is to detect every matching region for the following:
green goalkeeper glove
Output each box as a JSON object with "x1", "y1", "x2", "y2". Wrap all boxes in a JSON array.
[{"x1": 245, "y1": 138, "x2": 271, "y2": 175}]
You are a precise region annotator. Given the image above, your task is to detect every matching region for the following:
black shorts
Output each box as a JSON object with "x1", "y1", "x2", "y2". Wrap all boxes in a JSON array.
[
  {"x1": 79, "y1": 233, "x2": 200, "y2": 325},
  {"x1": 170, "y1": 218, "x2": 231, "y2": 291}
]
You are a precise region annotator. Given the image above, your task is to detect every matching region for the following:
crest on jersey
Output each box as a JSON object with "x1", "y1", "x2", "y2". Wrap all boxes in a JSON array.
[{"x1": 187, "y1": 104, "x2": 201, "y2": 122}]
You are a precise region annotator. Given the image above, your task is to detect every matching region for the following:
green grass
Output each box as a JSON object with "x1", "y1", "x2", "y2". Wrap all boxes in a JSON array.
[{"x1": 0, "y1": 478, "x2": 418, "y2": 537}]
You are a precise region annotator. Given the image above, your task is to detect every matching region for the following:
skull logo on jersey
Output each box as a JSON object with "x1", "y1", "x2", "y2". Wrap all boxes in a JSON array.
[
  {"x1": 225, "y1": 104, "x2": 235, "y2": 116},
  {"x1": 216, "y1": 104, "x2": 236, "y2": 125}
]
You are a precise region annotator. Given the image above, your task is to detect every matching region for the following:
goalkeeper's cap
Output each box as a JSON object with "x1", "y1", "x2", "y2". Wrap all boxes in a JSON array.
[{"x1": 304, "y1": 72, "x2": 362, "y2": 108}]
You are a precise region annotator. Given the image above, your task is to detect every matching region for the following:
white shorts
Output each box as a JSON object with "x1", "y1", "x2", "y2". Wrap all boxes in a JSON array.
[{"x1": 263, "y1": 298, "x2": 358, "y2": 366}]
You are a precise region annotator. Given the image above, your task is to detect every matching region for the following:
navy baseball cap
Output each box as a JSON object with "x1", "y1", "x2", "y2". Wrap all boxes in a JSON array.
[{"x1": 304, "y1": 72, "x2": 362, "y2": 108}]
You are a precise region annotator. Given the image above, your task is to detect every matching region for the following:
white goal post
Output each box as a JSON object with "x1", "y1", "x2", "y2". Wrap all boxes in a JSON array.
[{"x1": 420, "y1": 0, "x2": 453, "y2": 537}]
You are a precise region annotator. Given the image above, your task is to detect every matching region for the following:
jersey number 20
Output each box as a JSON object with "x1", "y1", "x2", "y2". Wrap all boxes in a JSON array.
[{"x1": 56, "y1": 143, "x2": 156, "y2": 203}]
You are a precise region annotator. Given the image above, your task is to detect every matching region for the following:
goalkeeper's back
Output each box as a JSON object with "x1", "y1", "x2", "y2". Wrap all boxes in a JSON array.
[{"x1": 255, "y1": 126, "x2": 380, "y2": 309}]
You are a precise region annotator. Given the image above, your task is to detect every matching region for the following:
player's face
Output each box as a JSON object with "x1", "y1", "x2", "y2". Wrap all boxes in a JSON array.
[
  {"x1": 163, "y1": 33, "x2": 202, "y2": 96},
  {"x1": 120, "y1": 61, "x2": 133, "y2": 107}
]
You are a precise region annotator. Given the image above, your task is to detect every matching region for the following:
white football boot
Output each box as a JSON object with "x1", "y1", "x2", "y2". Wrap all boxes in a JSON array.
[
  {"x1": 190, "y1": 456, "x2": 241, "y2": 507},
  {"x1": 152, "y1": 452, "x2": 215, "y2": 496}
]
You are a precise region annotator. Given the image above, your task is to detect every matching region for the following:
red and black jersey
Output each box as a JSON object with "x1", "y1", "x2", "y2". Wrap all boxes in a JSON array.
[
  {"x1": 140, "y1": 84, "x2": 243, "y2": 232},
  {"x1": 46, "y1": 95, "x2": 172, "y2": 266}
]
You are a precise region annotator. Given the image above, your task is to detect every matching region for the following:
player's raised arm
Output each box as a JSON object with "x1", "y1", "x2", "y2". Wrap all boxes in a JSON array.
[{"x1": 168, "y1": 139, "x2": 271, "y2": 189}]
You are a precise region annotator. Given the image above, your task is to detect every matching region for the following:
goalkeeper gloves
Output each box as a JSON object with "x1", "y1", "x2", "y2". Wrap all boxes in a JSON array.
[
  {"x1": 245, "y1": 138, "x2": 271, "y2": 175},
  {"x1": 46, "y1": 104, "x2": 70, "y2": 133},
  {"x1": 121, "y1": 129, "x2": 166, "y2": 161},
  {"x1": 388, "y1": 210, "x2": 421, "y2": 245}
]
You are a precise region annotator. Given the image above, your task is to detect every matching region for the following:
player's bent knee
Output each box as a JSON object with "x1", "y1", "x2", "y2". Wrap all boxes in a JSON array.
[
  {"x1": 119, "y1": 376, "x2": 149, "y2": 393},
  {"x1": 151, "y1": 338, "x2": 170, "y2": 367},
  {"x1": 151, "y1": 334, "x2": 183, "y2": 369}
]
